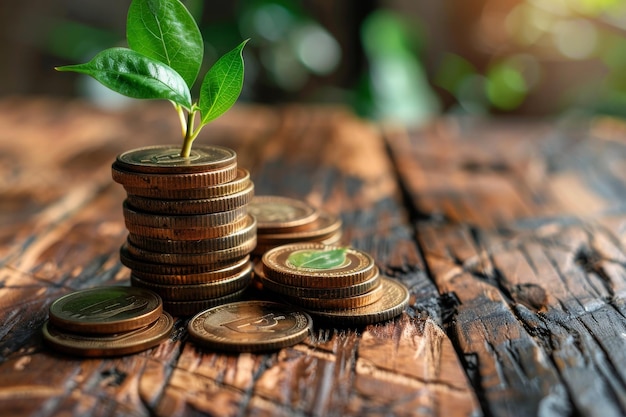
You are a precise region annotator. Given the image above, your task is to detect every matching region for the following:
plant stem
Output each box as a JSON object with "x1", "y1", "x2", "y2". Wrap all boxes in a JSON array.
[
  {"x1": 174, "y1": 103, "x2": 187, "y2": 138},
  {"x1": 180, "y1": 110, "x2": 197, "y2": 158}
]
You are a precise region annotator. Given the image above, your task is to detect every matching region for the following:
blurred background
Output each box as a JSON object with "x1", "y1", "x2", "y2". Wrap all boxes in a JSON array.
[{"x1": 2, "y1": 0, "x2": 626, "y2": 125}]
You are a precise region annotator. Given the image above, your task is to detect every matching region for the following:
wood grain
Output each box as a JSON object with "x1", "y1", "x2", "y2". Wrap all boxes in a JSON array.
[{"x1": 2, "y1": 97, "x2": 625, "y2": 416}]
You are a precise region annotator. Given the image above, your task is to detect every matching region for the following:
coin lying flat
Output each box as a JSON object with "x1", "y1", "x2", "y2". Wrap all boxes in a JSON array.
[
  {"x1": 256, "y1": 211, "x2": 341, "y2": 242},
  {"x1": 127, "y1": 215, "x2": 257, "y2": 254},
  {"x1": 282, "y1": 279, "x2": 384, "y2": 310},
  {"x1": 123, "y1": 169, "x2": 252, "y2": 200},
  {"x1": 297, "y1": 278, "x2": 409, "y2": 326},
  {"x1": 249, "y1": 195, "x2": 319, "y2": 232},
  {"x1": 48, "y1": 286, "x2": 163, "y2": 334},
  {"x1": 131, "y1": 262, "x2": 252, "y2": 301},
  {"x1": 125, "y1": 236, "x2": 257, "y2": 265},
  {"x1": 132, "y1": 256, "x2": 251, "y2": 285},
  {"x1": 188, "y1": 301, "x2": 312, "y2": 352},
  {"x1": 254, "y1": 262, "x2": 381, "y2": 298},
  {"x1": 115, "y1": 145, "x2": 237, "y2": 174},
  {"x1": 124, "y1": 214, "x2": 250, "y2": 241},
  {"x1": 123, "y1": 202, "x2": 247, "y2": 229},
  {"x1": 42, "y1": 312, "x2": 174, "y2": 357},
  {"x1": 262, "y1": 243, "x2": 376, "y2": 288},
  {"x1": 120, "y1": 245, "x2": 249, "y2": 275},
  {"x1": 125, "y1": 181, "x2": 255, "y2": 215},
  {"x1": 112, "y1": 161, "x2": 238, "y2": 189},
  {"x1": 163, "y1": 288, "x2": 247, "y2": 317}
]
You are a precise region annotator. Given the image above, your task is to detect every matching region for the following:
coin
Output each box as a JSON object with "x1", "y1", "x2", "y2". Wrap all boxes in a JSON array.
[
  {"x1": 115, "y1": 145, "x2": 237, "y2": 174},
  {"x1": 123, "y1": 202, "x2": 247, "y2": 228},
  {"x1": 163, "y1": 288, "x2": 247, "y2": 316},
  {"x1": 188, "y1": 301, "x2": 312, "y2": 352},
  {"x1": 249, "y1": 196, "x2": 319, "y2": 232},
  {"x1": 123, "y1": 169, "x2": 251, "y2": 200},
  {"x1": 124, "y1": 236, "x2": 257, "y2": 265},
  {"x1": 262, "y1": 243, "x2": 376, "y2": 288},
  {"x1": 131, "y1": 256, "x2": 251, "y2": 285},
  {"x1": 253, "y1": 228, "x2": 344, "y2": 256},
  {"x1": 297, "y1": 278, "x2": 409, "y2": 326},
  {"x1": 282, "y1": 279, "x2": 384, "y2": 310},
  {"x1": 125, "y1": 181, "x2": 254, "y2": 215},
  {"x1": 131, "y1": 262, "x2": 252, "y2": 301},
  {"x1": 124, "y1": 214, "x2": 250, "y2": 240},
  {"x1": 48, "y1": 286, "x2": 163, "y2": 334},
  {"x1": 127, "y1": 215, "x2": 257, "y2": 254},
  {"x1": 254, "y1": 262, "x2": 381, "y2": 298},
  {"x1": 256, "y1": 210, "x2": 341, "y2": 242},
  {"x1": 42, "y1": 312, "x2": 174, "y2": 357},
  {"x1": 120, "y1": 245, "x2": 248, "y2": 275},
  {"x1": 112, "y1": 161, "x2": 238, "y2": 189}
]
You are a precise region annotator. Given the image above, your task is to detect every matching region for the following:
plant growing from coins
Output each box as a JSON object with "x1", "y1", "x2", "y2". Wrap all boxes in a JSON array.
[{"x1": 56, "y1": 0, "x2": 247, "y2": 158}]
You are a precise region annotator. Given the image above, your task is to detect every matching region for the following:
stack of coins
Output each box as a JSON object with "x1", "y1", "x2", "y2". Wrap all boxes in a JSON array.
[
  {"x1": 42, "y1": 286, "x2": 173, "y2": 356},
  {"x1": 112, "y1": 145, "x2": 256, "y2": 316},
  {"x1": 255, "y1": 243, "x2": 409, "y2": 326},
  {"x1": 249, "y1": 196, "x2": 342, "y2": 257}
]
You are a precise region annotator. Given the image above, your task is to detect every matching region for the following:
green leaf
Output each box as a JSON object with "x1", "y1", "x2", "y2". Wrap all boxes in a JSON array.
[
  {"x1": 287, "y1": 248, "x2": 347, "y2": 270},
  {"x1": 127, "y1": 0, "x2": 204, "y2": 88},
  {"x1": 56, "y1": 47, "x2": 192, "y2": 109},
  {"x1": 198, "y1": 40, "x2": 248, "y2": 125}
]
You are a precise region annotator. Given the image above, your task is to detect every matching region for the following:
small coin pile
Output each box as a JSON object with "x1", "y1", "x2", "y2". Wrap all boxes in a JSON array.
[
  {"x1": 249, "y1": 196, "x2": 342, "y2": 257},
  {"x1": 112, "y1": 145, "x2": 256, "y2": 316},
  {"x1": 255, "y1": 243, "x2": 409, "y2": 326},
  {"x1": 42, "y1": 286, "x2": 173, "y2": 357}
]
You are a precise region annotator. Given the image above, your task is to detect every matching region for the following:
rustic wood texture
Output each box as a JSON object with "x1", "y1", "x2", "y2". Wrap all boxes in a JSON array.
[{"x1": 1, "y1": 97, "x2": 625, "y2": 417}]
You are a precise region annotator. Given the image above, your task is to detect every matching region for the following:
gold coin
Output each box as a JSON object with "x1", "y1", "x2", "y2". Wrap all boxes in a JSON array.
[
  {"x1": 123, "y1": 169, "x2": 251, "y2": 199},
  {"x1": 115, "y1": 145, "x2": 237, "y2": 174},
  {"x1": 131, "y1": 256, "x2": 251, "y2": 285},
  {"x1": 112, "y1": 161, "x2": 238, "y2": 189},
  {"x1": 256, "y1": 210, "x2": 341, "y2": 241},
  {"x1": 188, "y1": 301, "x2": 312, "y2": 352},
  {"x1": 124, "y1": 214, "x2": 250, "y2": 240},
  {"x1": 120, "y1": 245, "x2": 247, "y2": 274},
  {"x1": 48, "y1": 286, "x2": 163, "y2": 334},
  {"x1": 131, "y1": 262, "x2": 252, "y2": 301},
  {"x1": 127, "y1": 216, "x2": 257, "y2": 254},
  {"x1": 254, "y1": 262, "x2": 380, "y2": 298},
  {"x1": 253, "y1": 228, "x2": 344, "y2": 257},
  {"x1": 282, "y1": 279, "x2": 384, "y2": 310},
  {"x1": 123, "y1": 202, "x2": 247, "y2": 228},
  {"x1": 319, "y1": 230, "x2": 343, "y2": 245},
  {"x1": 163, "y1": 288, "x2": 246, "y2": 316},
  {"x1": 42, "y1": 312, "x2": 173, "y2": 357},
  {"x1": 262, "y1": 243, "x2": 375, "y2": 288},
  {"x1": 125, "y1": 181, "x2": 255, "y2": 215},
  {"x1": 298, "y1": 278, "x2": 409, "y2": 326},
  {"x1": 125, "y1": 236, "x2": 257, "y2": 265},
  {"x1": 249, "y1": 196, "x2": 319, "y2": 232}
]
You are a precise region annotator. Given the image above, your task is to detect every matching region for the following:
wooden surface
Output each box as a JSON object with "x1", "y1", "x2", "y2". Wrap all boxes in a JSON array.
[{"x1": 1, "y1": 97, "x2": 626, "y2": 417}]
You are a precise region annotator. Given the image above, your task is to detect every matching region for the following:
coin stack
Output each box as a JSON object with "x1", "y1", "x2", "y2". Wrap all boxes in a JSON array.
[
  {"x1": 112, "y1": 145, "x2": 256, "y2": 316},
  {"x1": 42, "y1": 286, "x2": 173, "y2": 357},
  {"x1": 249, "y1": 195, "x2": 342, "y2": 257},
  {"x1": 255, "y1": 243, "x2": 409, "y2": 326}
]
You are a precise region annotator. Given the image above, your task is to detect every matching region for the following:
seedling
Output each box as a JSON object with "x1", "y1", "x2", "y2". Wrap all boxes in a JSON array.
[{"x1": 56, "y1": 0, "x2": 247, "y2": 158}]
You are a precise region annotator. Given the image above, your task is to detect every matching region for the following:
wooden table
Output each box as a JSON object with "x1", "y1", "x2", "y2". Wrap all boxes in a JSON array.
[{"x1": 1, "y1": 97, "x2": 626, "y2": 417}]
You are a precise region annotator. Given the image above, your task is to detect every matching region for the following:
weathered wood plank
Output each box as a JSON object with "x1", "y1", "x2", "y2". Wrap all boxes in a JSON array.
[
  {"x1": 387, "y1": 118, "x2": 626, "y2": 416},
  {"x1": 0, "y1": 99, "x2": 479, "y2": 417}
]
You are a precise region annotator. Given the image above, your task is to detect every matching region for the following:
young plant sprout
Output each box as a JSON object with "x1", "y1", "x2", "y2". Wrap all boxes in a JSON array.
[{"x1": 56, "y1": 0, "x2": 247, "y2": 158}]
